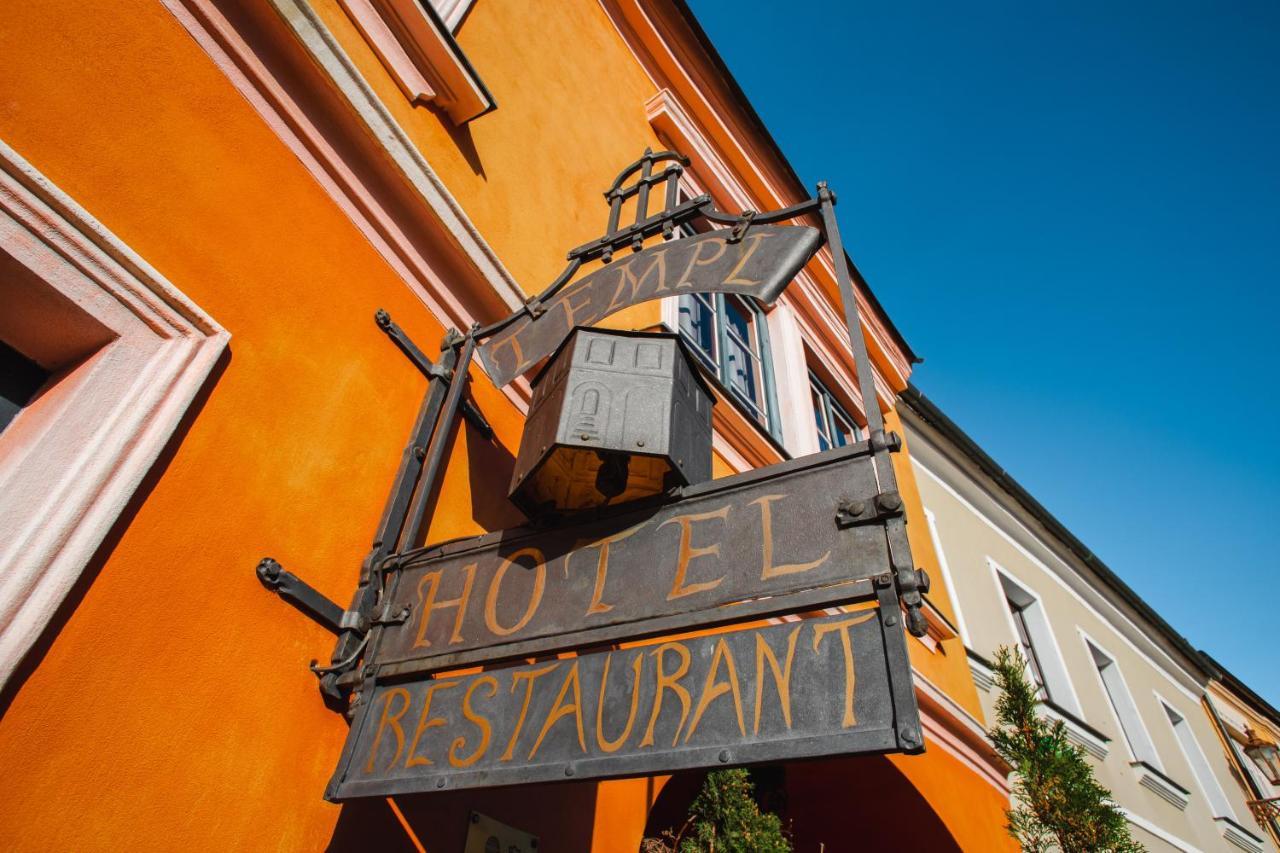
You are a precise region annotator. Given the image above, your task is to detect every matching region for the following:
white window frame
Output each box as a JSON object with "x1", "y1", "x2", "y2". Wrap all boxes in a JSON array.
[
  {"x1": 1081, "y1": 631, "x2": 1163, "y2": 769},
  {"x1": 989, "y1": 559, "x2": 1084, "y2": 718},
  {"x1": 923, "y1": 507, "x2": 971, "y2": 647},
  {"x1": 0, "y1": 139, "x2": 228, "y2": 690},
  {"x1": 1158, "y1": 695, "x2": 1236, "y2": 819}
]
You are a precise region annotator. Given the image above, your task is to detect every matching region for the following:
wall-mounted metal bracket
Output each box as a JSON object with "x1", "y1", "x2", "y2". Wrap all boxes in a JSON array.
[
  {"x1": 835, "y1": 490, "x2": 904, "y2": 528},
  {"x1": 256, "y1": 558, "x2": 348, "y2": 636},
  {"x1": 375, "y1": 309, "x2": 493, "y2": 439}
]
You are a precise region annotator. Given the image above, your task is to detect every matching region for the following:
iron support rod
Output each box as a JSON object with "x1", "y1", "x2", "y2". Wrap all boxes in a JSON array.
[
  {"x1": 377, "y1": 311, "x2": 491, "y2": 438},
  {"x1": 398, "y1": 332, "x2": 477, "y2": 551}
]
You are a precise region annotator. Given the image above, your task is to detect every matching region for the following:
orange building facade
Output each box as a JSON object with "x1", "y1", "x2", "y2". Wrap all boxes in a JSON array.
[{"x1": 0, "y1": 1, "x2": 1013, "y2": 849}]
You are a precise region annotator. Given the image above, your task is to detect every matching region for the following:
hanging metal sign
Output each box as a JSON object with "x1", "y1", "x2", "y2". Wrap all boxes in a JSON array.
[
  {"x1": 328, "y1": 608, "x2": 916, "y2": 799},
  {"x1": 369, "y1": 442, "x2": 898, "y2": 679},
  {"x1": 257, "y1": 149, "x2": 929, "y2": 802},
  {"x1": 478, "y1": 226, "x2": 820, "y2": 387}
]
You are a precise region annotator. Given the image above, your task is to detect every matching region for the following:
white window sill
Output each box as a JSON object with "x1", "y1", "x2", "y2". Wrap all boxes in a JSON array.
[
  {"x1": 1132, "y1": 760, "x2": 1191, "y2": 811},
  {"x1": 1217, "y1": 815, "x2": 1265, "y2": 853}
]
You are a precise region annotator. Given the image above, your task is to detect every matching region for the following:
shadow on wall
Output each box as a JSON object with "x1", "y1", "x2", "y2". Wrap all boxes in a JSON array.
[{"x1": 326, "y1": 778, "x2": 599, "y2": 851}]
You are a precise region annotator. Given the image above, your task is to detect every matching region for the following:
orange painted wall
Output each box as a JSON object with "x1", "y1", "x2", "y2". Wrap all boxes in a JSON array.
[{"x1": 0, "y1": 0, "x2": 1003, "y2": 849}]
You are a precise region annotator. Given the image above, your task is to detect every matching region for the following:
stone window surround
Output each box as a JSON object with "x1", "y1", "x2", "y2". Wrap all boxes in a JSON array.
[{"x1": 0, "y1": 139, "x2": 228, "y2": 690}]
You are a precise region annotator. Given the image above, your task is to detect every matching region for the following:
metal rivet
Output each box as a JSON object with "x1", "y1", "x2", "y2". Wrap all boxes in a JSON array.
[
  {"x1": 636, "y1": 440, "x2": 645, "y2": 447},
  {"x1": 718, "y1": 749, "x2": 731, "y2": 763},
  {"x1": 435, "y1": 778, "x2": 446, "y2": 788},
  {"x1": 885, "y1": 614, "x2": 898, "y2": 626},
  {"x1": 564, "y1": 765, "x2": 576, "y2": 777},
  {"x1": 580, "y1": 433, "x2": 590, "y2": 441},
  {"x1": 900, "y1": 727, "x2": 918, "y2": 746}
]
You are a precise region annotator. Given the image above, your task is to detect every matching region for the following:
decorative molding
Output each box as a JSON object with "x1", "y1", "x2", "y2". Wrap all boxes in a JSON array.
[
  {"x1": 0, "y1": 138, "x2": 229, "y2": 689},
  {"x1": 427, "y1": 0, "x2": 474, "y2": 33},
  {"x1": 913, "y1": 669, "x2": 1011, "y2": 794},
  {"x1": 1133, "y1": 760, "x2": 1192, "y2": 810},
  {"x1": 1042, "y1": 703, "x2": 1111, "y2": 761},
  {"x1": 164, "y1": 0, "x2": 530, "y2": 410},
  {"x1": 1119, "y1": 808, "x2": 1203, "y2": 853},
  {"x1": 969, "y1": 652, "x2": 995, "y2": 693},
  {"x1": 337, "y1": 0, "x2": 493, "y2": 123},
  {"x1": 1217, "y1": 816, "x2": 1266, "y2": 853}
]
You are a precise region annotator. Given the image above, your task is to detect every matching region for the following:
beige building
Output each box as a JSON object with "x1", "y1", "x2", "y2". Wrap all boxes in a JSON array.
[{"x1": 900, "y1": 386, "x2": 1274, "y2": 853}]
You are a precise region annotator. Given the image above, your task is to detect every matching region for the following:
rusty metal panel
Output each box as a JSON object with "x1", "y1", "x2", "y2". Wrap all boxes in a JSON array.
[
  {"x1": 372, "y1": 443, "x2": 898, "y2": 678},
  {"x1": 477, "y1": 226, "x2": 821, "y2": 387},
  {"x1": 328, "y1": 609, "x2": 916, "y2": 800}
]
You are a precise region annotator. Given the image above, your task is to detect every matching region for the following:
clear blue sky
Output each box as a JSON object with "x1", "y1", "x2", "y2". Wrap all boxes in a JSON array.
[{"x1": 689, "y1": 1, "x2": 1279, "y2": 705}]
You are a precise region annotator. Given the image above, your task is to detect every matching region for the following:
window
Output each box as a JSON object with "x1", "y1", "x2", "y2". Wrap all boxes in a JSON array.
[
  {"x1": 993, "y1": 566, "x2": 1084, "y2": 718},
  {"x1": 1163, "y1": 701, "x2": 1237, "y2": 819},
  {"x1": 1086, "y1": 640, "x2": 1162, "y2": 768},
  {"x1": 1008, "y1": 596, "x2": 1048, "y2": 698},
  {"x1": 809, "y1": 371, "x2": 861, "y2": 451},
  {"x1": 0, "y1": 340, "x2": 48, "y2": 434},
  {"x1": 677, "y1": 292, "x2": 780, "y2": 439}
]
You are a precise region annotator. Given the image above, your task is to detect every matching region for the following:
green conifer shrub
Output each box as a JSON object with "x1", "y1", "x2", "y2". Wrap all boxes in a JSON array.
[{"x1": 988, "y1": 645, "x2": 1144, "y2": 852}]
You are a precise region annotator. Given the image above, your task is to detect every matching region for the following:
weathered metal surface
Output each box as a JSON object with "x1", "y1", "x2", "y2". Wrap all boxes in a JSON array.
[
  {"x1": 477, "y1": 226, "x2": 821, "y2": 387},
  {"x1": 328, "y1": 609, "x2": 918, "y2": 799},
  {"x1": 509, "y1": 328, "x2": 714, "y2": 516},
  {"x1": 370, "y1": 442, "x2": 897, "y2": 679}
]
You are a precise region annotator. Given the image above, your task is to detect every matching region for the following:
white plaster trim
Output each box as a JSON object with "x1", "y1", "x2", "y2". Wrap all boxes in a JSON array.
[
  {"x1": 0, "y1": 139, "x2": 229, "y2": 689},
  {"x1": 1120, "y1": 807, "x2": 1204, "y2": 853},
  {"x1": 429, "y1": 0, "x2": 474, "y2": 32},
  {"x1": 1041, "y1": 703, "x2": 1111, "y2": 761},
  {"x1": 1135, "y1": 762, "x2": 1191, "y2": 810},
  {"x1": 164, "y1": 0, "x2": 530, "y2": 411},
  {"x1": 337, "y1": 0, "x2": 491, "y2": 122},
  {"x1": 911, "y1": 454, "x2": 1204, "y2": 703},
  {"x1": 923, "y1": 506, "x2": 971, "y2": 647},
  {"x1": 912, "y1": 669, "x2": 1011, "y2": 794},
  {"x1": 969, "y1": 654, "x2": 995, "y2": 693},
  {"x1": 1078, "y1": 625, "x2": 1162, "y2": 769},
  {"x1": 1217, "y1": 816, "x2": 1266, "y2": 853},
  {"x1": 1157, "y1": 690, "x2": 1240, "y2": 823},
  {"x1": 988, "y1": 557, "x2": 1086, "y2": 718}
]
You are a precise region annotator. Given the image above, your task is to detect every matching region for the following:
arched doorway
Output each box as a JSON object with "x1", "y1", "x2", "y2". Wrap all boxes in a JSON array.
[{"x1": 643, "y1": 755, "x2": 962, "y2": 852}]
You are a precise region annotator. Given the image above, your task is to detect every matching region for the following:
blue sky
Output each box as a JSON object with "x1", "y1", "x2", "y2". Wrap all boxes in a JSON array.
[{"x1": 689, "y1": 1, "x2": 1279, "y2": 705}]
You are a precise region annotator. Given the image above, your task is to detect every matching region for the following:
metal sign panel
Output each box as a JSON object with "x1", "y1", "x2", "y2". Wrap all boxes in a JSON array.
[
  {"x1": 328, "y1": 609, "x2": 916, "y2": 799},
  {"x1": 371, "y1": 443, "x2": 895, "y2": 679},
  {"x1": 477, "y1": 226, "x2": 821, "y2": 387}
]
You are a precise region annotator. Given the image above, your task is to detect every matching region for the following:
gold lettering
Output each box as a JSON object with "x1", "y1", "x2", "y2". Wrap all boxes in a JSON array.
[
  {"x1": 753, "y1": 625, "x2": 801, "y2": 733},
  {"x1": 558, "y1": 278, "x2": 597, "y2": 331},
  {"x1": 501, "y1": 663, "x2": 559, "y2": 761},
  {"x1": 571, "y1": 525, "x2": 643, "y2": 615},
  {"x1": 448, "y1": 676, "x2": 497, "y2": 768},
  {"x1": 529, "y1": 660, "x2": 587, "y2": 758},
  {"x1": 603, "y1": 251, "x2": 668, "y2": 315},
  {"x1": 684, "y1": 637, "x2": 746, "y2": 742},
  {"x1": 640, "y1": 642, "x2": 692, "y2": 747},
  {"x1": 721, "y1": 232, "x2": 775, "y2": 287},
  {"x1": 405, "y1": 680, "x2": 460, "y2": 768},
  {"x1": 751, "y1": 495, "x2": 831, "y2": 580},
  {"x1": 671, "y1": 236, "x2": 728, "y2": 291},
  {"x1": 363, "y1": 688, "x2": 411, "y2": 773},
  {"x1": 662, "y1": 506, "x2": 730, "y2": 600},
  {"x1": 486, "y1": 328, "x2": 530, "y2": 377},
  {"x1": 485, "y1": 547, "x2": 547, "y2": 637},
  {"x1": 596, "y1": 652, "x2": 644, "y2": 753},
  {"x1": 413, "y1": 564, "x2": 476, "y2": 647},
  {"x1": 811, "y1": 613, "x2": 876, "y2": 727}
]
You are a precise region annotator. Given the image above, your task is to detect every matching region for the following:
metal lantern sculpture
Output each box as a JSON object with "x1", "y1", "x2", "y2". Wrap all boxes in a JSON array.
[
  {"x1": 508, "y1": 328, "x2": 713, "y2": 517},
  {"x1": 1244, "y1": 727, "x2": 1280, "y2": 786}
]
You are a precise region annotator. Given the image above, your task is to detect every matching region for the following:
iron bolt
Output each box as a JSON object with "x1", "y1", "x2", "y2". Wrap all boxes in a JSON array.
[
  {"x1": 718, "y1": 750, "x2": 731, "y2": 763},
  {"x1": 413, "y1": 446, "x2": 425, "y2": 460},
  {"x1": 564, "y1": 765, "x2": 576, "y2": 777},
  {"x1": 636, "y1": 440, "x2": 645, "y2": 447},
  {"x1": 884, "y1": 614, "x2": 898, "y2": 626},
  {"x1": 876, "y1": 491, "x2": 903, "y2": 513},
  {"x1": 436, "y1": 778, "x2": 446, "y2": 788}
]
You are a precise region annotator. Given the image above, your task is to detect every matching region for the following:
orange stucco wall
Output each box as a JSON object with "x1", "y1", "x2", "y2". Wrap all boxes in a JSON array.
[{"x1": 0, "y1": 0, "x2": 1004, "y2": 849}]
